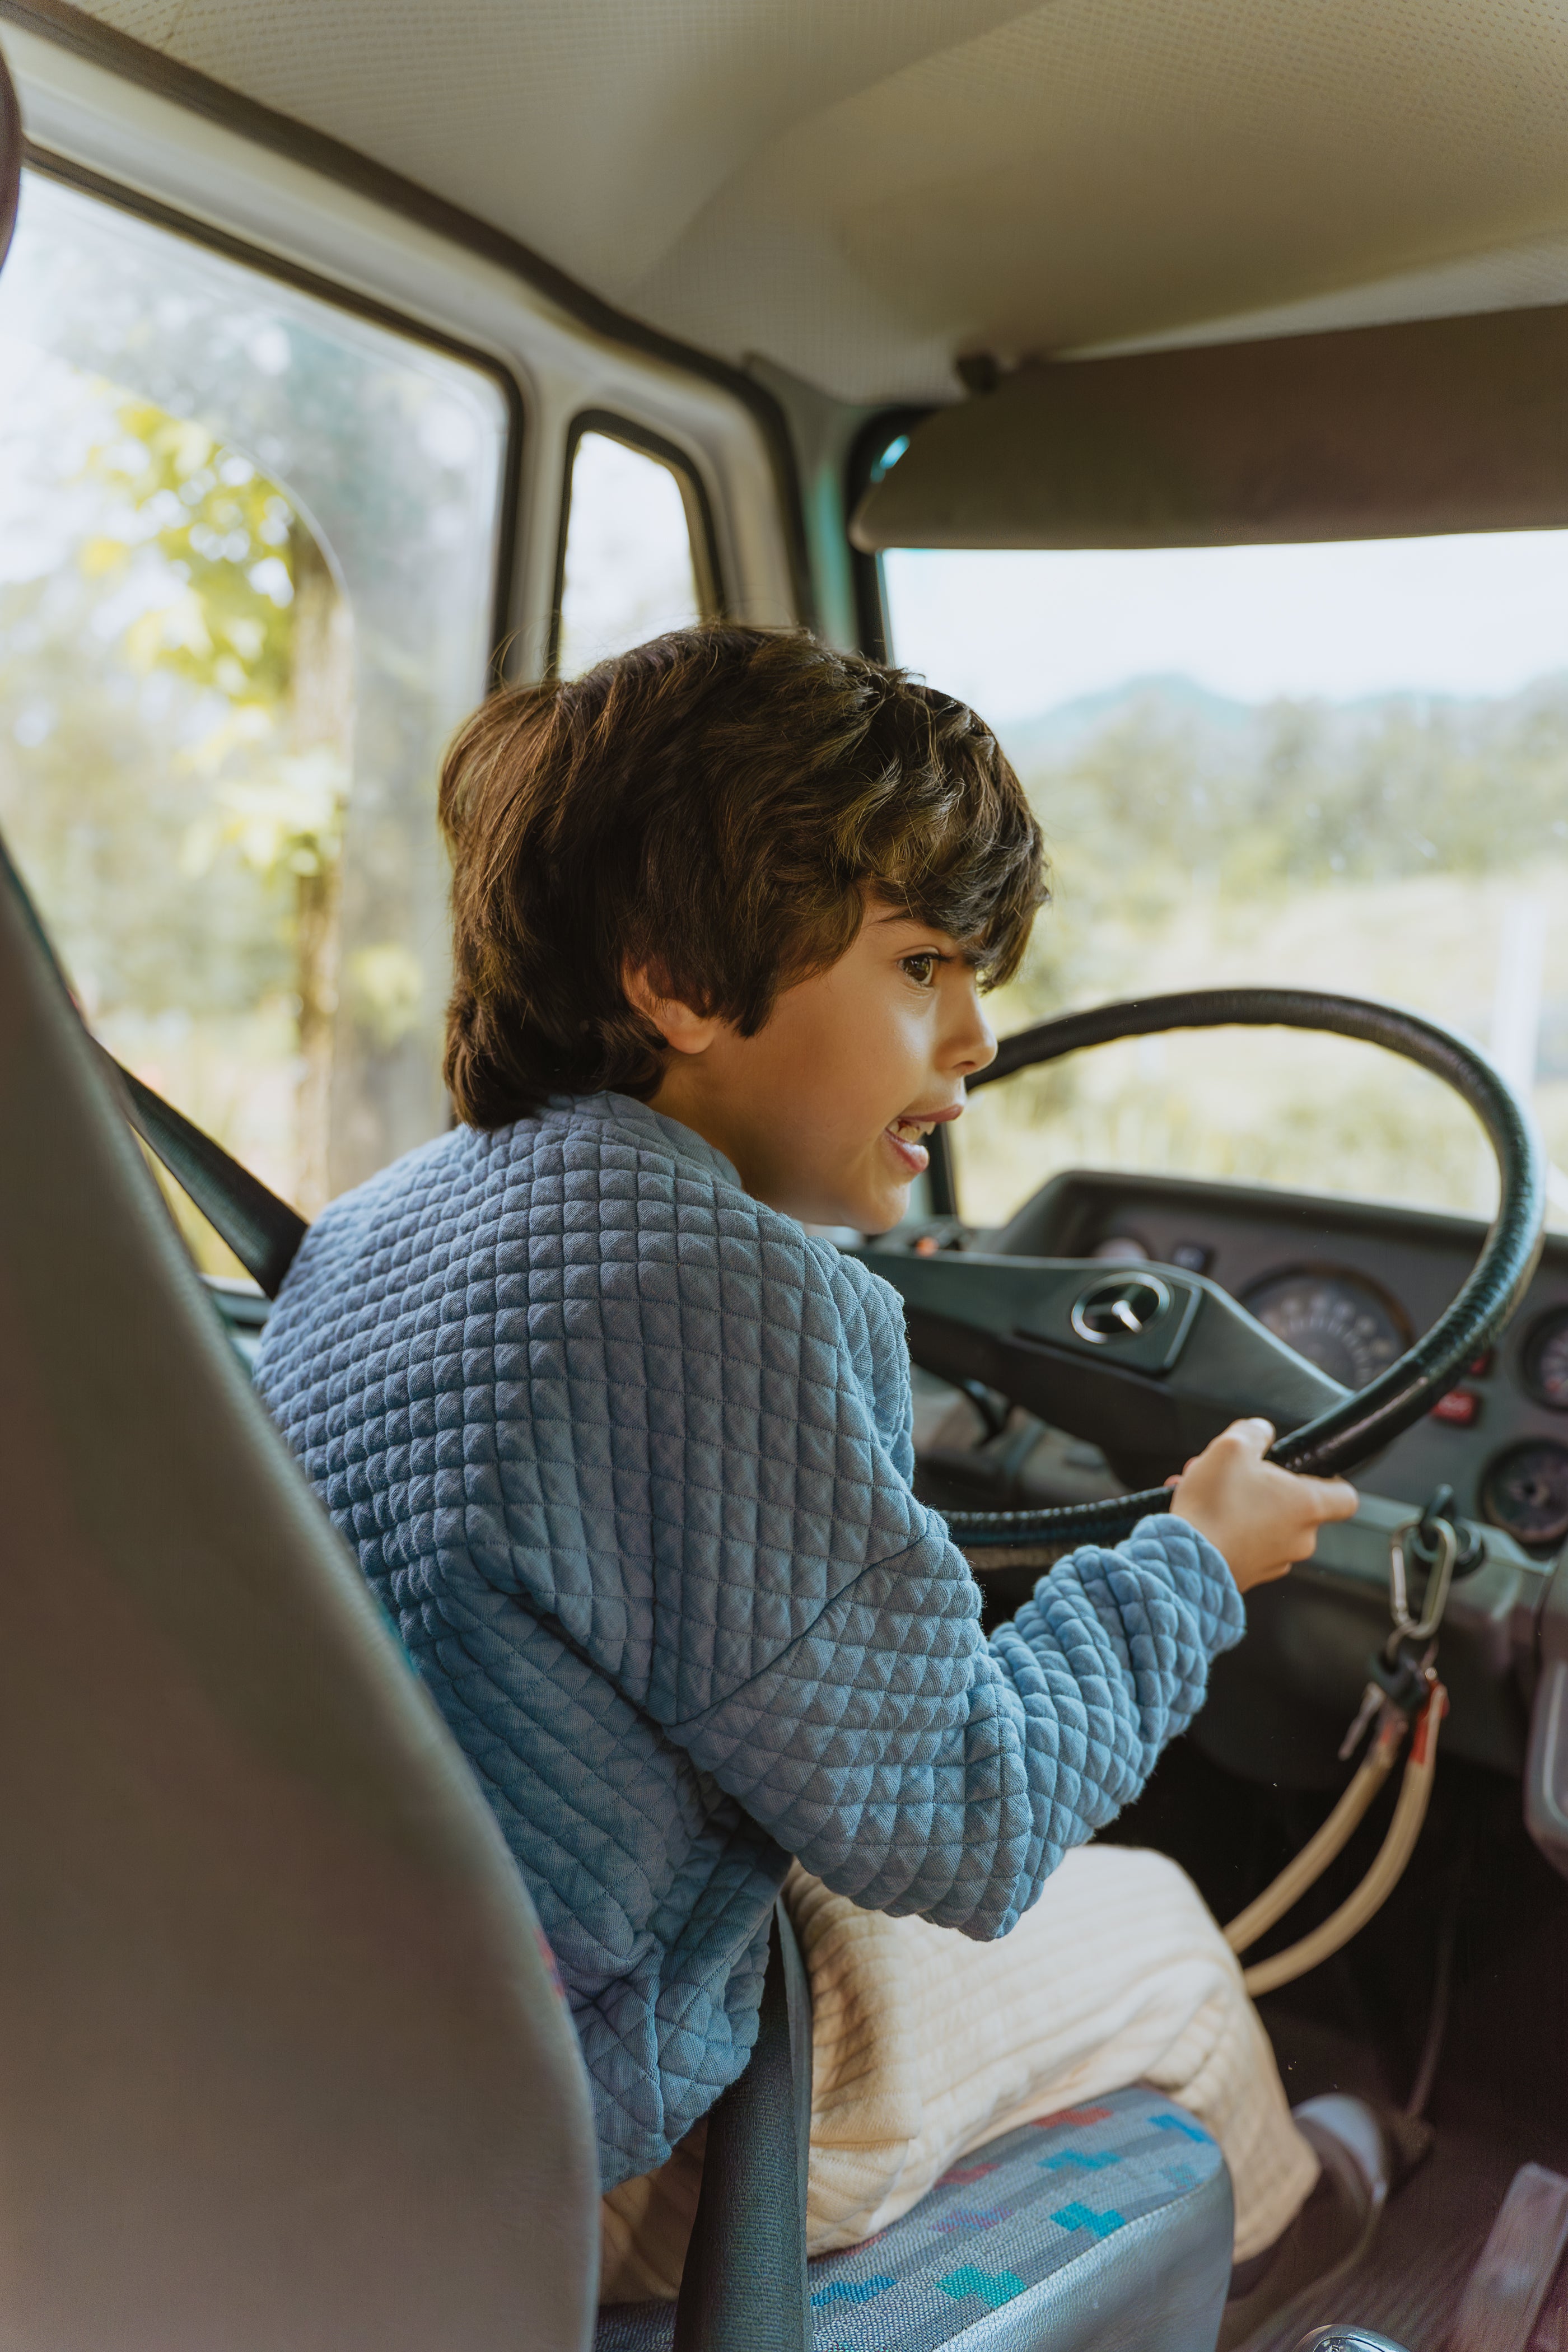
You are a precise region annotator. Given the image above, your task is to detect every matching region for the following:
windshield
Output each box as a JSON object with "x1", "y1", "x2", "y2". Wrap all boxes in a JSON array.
[{"x1": 883, "y1": 534, "x2": 1568, "y2": 1236}]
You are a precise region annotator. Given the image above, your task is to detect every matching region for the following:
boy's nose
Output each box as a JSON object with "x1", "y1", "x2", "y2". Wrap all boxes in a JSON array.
[{"x1": 952, "y1": 995, "x2": 998, "y2": 1076}]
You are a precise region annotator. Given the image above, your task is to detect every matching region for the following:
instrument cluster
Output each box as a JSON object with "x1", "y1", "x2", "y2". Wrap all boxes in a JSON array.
[
  {"x1": 1011, "y1": 1170, "x2": 1568, "y2": 1556},
  {"x1": 1248, "y1": 1280, "x2": 1568, "y2": 1552}
]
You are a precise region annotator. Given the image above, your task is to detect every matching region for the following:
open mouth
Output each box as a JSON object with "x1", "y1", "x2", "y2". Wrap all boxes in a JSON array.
[{"x1": 884, "y1": 1114, "x2": 938, "y2": 1176}]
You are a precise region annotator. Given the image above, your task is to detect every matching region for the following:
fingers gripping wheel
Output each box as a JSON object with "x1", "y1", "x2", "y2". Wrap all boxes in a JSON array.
[{"x1": 865, "y1": 989, "x2": 1546, "y2": 1552}]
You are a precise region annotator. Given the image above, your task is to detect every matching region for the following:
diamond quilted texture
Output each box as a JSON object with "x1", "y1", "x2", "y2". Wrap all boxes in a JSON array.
[{"x1": 257, "y1": 1093, "x2": 1243, "y2": 2188}]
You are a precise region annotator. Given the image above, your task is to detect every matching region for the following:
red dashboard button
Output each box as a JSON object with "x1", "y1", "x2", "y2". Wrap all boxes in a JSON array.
[{"x1": 1431, "y1": 1389, "x2": 1481, "y2": 1426}]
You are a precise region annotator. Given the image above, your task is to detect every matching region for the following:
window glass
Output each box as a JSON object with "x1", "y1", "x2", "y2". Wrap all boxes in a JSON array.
[
  {"x1": 557, "y1": 428, "x2": 704, "y2": 678},
  {"x1": 0, "y1": 171, "x2": 509, "y2": 1254},
  {"x1": 883, "y1": 531, "x2": 1568, "y2": 1235}
]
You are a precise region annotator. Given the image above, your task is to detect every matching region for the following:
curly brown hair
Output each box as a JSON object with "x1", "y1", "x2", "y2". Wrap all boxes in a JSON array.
[{"x1": 439, "y1": 624, "x2": 1046, "y2": 1127}]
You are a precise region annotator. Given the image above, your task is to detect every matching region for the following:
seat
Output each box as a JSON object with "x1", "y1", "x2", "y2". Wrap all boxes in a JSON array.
[
  {"x1": 595, "y1": 1895, "x2": 1232, "y2": 2352},
  {"x1": 0, "y1": 836, "x2": 600, "y2": 2342},
  {"x1": 600, "y1": 2086, "x2": 1233, "y2": 2352}
]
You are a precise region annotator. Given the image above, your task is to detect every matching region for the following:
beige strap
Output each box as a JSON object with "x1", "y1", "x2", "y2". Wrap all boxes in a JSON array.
[
  {"x1": 1240, "y1": 1690, "x2": 1446, "y2": 1999},
  {"x1": 1223, "y1": 1710, "x2": 1407, "y2": 1958}
]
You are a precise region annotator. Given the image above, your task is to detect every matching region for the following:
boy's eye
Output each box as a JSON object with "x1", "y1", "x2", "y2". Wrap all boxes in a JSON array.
[{"x1": 900, "y1": 952, "x2": 941, "y2": 986}]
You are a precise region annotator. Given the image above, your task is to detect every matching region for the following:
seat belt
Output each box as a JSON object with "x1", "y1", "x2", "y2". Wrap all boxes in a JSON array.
[
  {"x1": 94, "y1": 1042, "x2": 309, "y2": 1300},
  {"x1": 1, "y1": 833, "x2": 309, "y2": 1299},
  {"x1": 674, "y1": 1902, "x2": 813, "y2": 2352}
]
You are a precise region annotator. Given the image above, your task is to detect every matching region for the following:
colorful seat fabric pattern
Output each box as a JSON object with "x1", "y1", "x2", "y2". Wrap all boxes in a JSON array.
[{"x1": 594, "y1": 2084, "x2": 1227, "y2": 2350}]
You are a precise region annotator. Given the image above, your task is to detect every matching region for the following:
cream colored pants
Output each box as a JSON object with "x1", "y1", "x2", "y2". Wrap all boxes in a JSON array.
[{"x1": 600, "y1": 1845, "x2": 1320, "y2": 2304}]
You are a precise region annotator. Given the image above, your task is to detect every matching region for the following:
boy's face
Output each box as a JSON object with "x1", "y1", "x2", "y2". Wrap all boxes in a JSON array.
[{"x1": 640, "y1": 894, "x2": 998, "y2": 1231}]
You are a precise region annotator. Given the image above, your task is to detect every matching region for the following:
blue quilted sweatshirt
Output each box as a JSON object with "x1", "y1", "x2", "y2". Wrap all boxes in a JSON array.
[{"x1": 256, "y1": 1090, "x2": 1244, "y2": 2191}]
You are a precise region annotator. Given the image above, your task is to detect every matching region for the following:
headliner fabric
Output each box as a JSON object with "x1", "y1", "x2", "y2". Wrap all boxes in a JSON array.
[
  {"x1": 253, "y1": 1089, "x2": 1243, "y2": 2192},
  {"x1": 62, "y1": 0, "x2": 1568, "y2": 403}
]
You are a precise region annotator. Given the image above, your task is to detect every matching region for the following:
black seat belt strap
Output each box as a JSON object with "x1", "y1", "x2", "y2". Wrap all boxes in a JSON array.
[
  {"x1": 94, "y1": 1043, "x2": 309, "y2": 1300},
  {"x1": 674, "y1": 1900, "x2": 813, "y2": 2352},
  {"x1": 1, "y1": 832, "x2": 309, "y2": 1299}
]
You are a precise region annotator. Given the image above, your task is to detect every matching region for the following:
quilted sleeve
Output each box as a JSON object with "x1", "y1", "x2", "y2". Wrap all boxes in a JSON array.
[
  {"x1": 665, "y1": 1511, "x2": 1244, "y2": 1942},
  {"x1": 815, "y1": 1243, "x2": 916, "y2": 1485}
]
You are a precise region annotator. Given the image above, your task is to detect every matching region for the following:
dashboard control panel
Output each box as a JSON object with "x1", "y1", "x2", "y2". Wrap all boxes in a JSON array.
[{"x1": 930, "y1": 1167, "x2": 1568, "y2": 1559}]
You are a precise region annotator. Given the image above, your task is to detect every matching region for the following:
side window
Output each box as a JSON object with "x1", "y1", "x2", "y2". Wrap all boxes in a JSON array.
[
  {"x1": 556, "y1": 424, "x2": 710, "y2": 678},
  {"x1": 0, "y1": 171, "x2": 511, "y2": 1252}
]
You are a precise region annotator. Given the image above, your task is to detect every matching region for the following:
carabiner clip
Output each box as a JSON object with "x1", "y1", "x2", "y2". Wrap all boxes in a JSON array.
[{"x1": 1387, "y1": 1514, "x2": 1458, "y2": 1658}]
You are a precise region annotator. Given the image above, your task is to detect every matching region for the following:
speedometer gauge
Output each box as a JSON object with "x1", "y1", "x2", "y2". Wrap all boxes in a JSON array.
[
  {"x1": 1241, "y1": 1268, "x2": 1411, "y2": 1389},
  {"x1": 1523, "y1": 1308, "x2": 1568, "y2": 1411}
]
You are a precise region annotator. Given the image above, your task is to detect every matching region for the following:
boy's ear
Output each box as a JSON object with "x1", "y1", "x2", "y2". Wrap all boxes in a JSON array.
[{"x1": 623, "y1": 962, "x2": 724, "y2": 1057}]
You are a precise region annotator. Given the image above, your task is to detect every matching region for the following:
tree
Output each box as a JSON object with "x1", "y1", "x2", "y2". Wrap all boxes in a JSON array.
[{"x1": 81, "y1": 399, "x2": 352, "y2": 1213}]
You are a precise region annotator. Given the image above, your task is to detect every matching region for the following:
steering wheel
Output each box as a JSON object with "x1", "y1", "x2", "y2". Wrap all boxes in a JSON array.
[{"x1": 864, "y1": 988, "x2": 1546, "y2": 1555}]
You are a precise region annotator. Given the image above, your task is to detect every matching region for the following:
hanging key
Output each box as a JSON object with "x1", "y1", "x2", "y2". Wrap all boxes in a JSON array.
[{"x1": 1338, "y1": 1680, "x2": 1387, "y2": 1764}]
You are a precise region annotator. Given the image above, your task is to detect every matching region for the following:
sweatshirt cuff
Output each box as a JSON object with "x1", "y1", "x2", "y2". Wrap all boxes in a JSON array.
[{"x1": 1127, "y1": 1511, "x2": 1246, "y2": 1660}]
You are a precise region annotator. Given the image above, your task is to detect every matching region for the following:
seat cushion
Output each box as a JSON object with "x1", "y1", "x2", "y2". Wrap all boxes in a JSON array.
[{"x1": 595, "y1": 2083, "x2": 1234, "y2": 2352}]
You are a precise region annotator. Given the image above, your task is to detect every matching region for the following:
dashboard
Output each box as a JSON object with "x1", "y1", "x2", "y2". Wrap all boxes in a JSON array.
[
  {"x1": 911, "y1": 1166, "x2": 1568, "y2": 1558},
  {"x1": 899, "y1": 1167, "x2": 1567, "y2": 1789}
]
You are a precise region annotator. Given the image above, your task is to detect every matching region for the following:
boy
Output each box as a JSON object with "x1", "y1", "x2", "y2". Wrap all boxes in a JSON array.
[{"x1": 257, "y1": 626, "x2": 1375, "y2": 2336}]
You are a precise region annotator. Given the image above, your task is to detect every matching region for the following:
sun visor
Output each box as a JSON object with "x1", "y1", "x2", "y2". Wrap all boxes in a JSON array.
[{"x1": 850, "y1": 305, "x2": 1568, "y2": 551}]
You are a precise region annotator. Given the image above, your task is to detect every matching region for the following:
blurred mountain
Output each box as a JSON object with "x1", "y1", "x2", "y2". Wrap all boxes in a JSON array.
[
  {"x1": 997, "y1": 674, "x2": 1255, "y2": 764},
  {"x1": 995, "y1": 668, "x2": 1568, "y2": 771},
  {"x1": 983, "y1": 664, "x2": 1568, "y2": 913}
]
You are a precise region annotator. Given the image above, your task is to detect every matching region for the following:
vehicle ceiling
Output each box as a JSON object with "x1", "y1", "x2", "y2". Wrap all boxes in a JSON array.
[{"x1": 56, "y1": 0, "x2": 1568, "y2": 407}]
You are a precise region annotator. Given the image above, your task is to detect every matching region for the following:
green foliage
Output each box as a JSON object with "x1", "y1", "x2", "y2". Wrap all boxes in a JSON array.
[
  {"x1": 73, "y1": 395, "x2": 348, "y2": 901},
  {"x1": 1, "y1": 170, "x2": 506, "y2": 1216},
  {"x1": 0, "y1": 379, "x2": 349, "y2": 1033},
  {"x1": 1001, "y1": 682, "x2": 1568, "y2": 1023},
  {"x1": 945, "y1": 679, "x2": 1568, "y2": 1230},
  {"x1": 1043, "y1": 684, "x2": 1568, "y2": 884},
  {"x1": 81, "y1": 400, "x2": 296, "y2": 708}
]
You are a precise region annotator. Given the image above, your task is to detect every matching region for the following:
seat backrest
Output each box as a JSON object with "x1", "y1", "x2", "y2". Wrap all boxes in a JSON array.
[{"x1": 0, "y1": 700, "x2": 597, "y2": 2349}]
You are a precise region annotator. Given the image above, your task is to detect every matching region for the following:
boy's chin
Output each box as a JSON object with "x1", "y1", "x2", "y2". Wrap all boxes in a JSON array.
[
  {"x1": 853, "y1": 1182, "x2": 914, "y2": 1238},
  {"x1": 776, "y1": 1182, "x2": 906, "y2": 1234},
  {"x1": 780, "y1": 1163, "x2": 913, "y2": 1236}
]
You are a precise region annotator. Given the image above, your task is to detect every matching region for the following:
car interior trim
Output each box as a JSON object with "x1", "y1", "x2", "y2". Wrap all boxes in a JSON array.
[
  {"x1": 852, "y1": 302, "x2": 1568, "y2": 553},
  {"x1": 0, "y1": 0, "x2": 816, "y2": 629}
]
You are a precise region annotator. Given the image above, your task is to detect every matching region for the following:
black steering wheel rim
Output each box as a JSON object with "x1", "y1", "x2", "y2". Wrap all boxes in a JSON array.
[{"x1": 941, "y1": 987, "x2": 1546, "y2": 1552}]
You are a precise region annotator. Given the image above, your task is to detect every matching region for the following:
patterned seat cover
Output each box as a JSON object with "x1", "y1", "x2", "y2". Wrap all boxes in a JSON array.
[{"x1": 596, "y1": 2084, "x2": 1230, "y2": 2350}]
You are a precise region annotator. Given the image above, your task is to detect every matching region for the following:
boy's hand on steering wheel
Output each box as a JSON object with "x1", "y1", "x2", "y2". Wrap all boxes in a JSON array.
[{"x1": 1166, "y1": 1417, "x2": 1358, "y2": 1594}]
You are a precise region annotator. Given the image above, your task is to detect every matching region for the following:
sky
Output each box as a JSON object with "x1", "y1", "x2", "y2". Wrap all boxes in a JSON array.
[{"x1": 882, "y1": 531, "x2": 1568, "y2": 724}]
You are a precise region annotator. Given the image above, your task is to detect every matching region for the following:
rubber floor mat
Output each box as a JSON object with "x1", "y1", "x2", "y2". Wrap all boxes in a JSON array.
[{"x1": 1236, "y1": 2121, "x2": 1543, "y2": 2352}]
